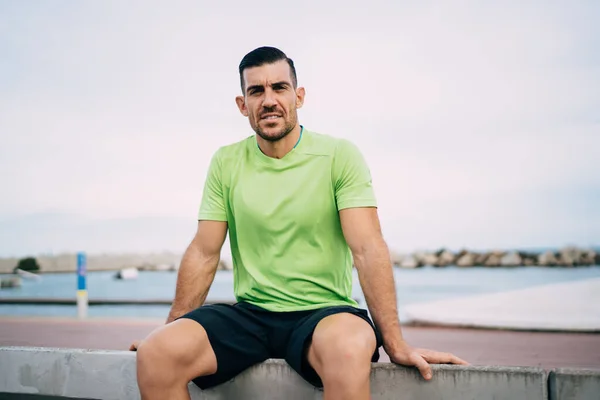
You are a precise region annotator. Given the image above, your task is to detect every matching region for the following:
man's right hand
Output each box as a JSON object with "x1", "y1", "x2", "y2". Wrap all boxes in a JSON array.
[
  {"x1": 129, "y1": 340, "x2": 141, "y2": 351},
  {"x1": 387, "y1": 340, "x2": 469, "y2": 380}
]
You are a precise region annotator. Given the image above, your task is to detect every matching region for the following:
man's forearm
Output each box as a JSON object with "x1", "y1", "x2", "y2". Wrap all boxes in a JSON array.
[
  {"x1": 165, "y1": 243, "x2": 219, "y2": 324},
  {"x1": 354, "y1": 239, "x2": 405, "y2": 353}
]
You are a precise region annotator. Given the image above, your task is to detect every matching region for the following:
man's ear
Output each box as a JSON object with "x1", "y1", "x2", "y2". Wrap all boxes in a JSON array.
[
  {"x1": 295, "y1": 87, "x2": 306, "y2": 109},
  {"x1": 235, "y1": 95, "x2": 248, "y2": 116}
]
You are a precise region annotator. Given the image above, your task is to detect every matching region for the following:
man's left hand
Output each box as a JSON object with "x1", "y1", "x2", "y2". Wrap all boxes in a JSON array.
[{"x1": 387, "y1": 341, "x2": 469, "y2": 380}]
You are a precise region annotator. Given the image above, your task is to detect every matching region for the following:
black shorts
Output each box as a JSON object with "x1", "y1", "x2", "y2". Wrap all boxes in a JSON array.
[{"x1": 177, "y1": 301, "x2": 382, "y2": 389}]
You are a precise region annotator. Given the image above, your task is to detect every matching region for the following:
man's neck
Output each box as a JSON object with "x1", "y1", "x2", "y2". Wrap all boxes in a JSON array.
[{"x1": 257, "y1": 124, "x2": 302, "y2": 159}]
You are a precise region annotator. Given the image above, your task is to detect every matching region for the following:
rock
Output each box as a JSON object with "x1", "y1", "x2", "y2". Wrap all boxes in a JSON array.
[
  {"x1": 415, "y1": 252, "x2": 438, "y2": 266},
  {"x1": 475, "y1": 253, "x2": 489, "y2": 266},
  {"x1": 557, "y1": 246, "x2": 599, "y2": 266},
  {"x1": 538, "y1": 251, "x2": 558, "y2": 266},
  {"x1": 558, "y1": 254, "x2": 574, "y2": 267},
  {"x1": 500, "y1": 252, "x2": 522, "y2": 267},
  {"x1": 389, "y1": 251, "x2": 404, "y2": 267},
  {"x1": 557, "y1": 247, "x2": 581, "y2": 267},
  {"x1": 456, "y1": 252, "x2": 476, "y2": 267},
  {"x1": 522, "y1": 258, "x2": 536, "y2": 266},
  {"x1": 580, "y1": 250, "x2": 596, "y2": 265},
  {"x1": 455, "y1": 249, "x2": 469, "y2": 258},
  {"x1": 518, "y1": 252, "x2": 538, "y2": 266},
  {"x1": 399, "y1": 255, "x2": 420, "y2": 269},
  {"x1": 434, "y1": 249, "x2": 455, "y2": 267},
  {"x1": 218, "y1": 260, "x2": 232, "y2": 271},
  {"x1": 484, "y1": 252, "x2": 504, "y2": 267}
]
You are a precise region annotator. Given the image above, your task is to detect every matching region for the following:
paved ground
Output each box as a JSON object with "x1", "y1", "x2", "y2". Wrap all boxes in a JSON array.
[{"x1": 1, "y1": 316, "x2": 599, "y2": 370}]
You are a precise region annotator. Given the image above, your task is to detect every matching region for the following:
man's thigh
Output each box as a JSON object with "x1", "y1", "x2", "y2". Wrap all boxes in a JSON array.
[
  {"x1": 177, "y1": 303, "x2": 270, "y2": 389},
  {"x1": 285, "y1": 306, "x2": 382, "y2": 388}
]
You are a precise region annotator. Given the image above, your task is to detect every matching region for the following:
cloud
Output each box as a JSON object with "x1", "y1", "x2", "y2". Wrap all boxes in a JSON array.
[
  {"x1": 0, "y1": 1, "x2": 598, "y2": 255},
  {"x1": 0, "y1": 212, "x2": 198, "y2": 257}
]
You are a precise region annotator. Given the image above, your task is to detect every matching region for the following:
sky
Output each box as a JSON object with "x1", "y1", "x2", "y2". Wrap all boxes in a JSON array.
[{"x1": 0, "y1": 0, "x2": 598, "y2": 258}]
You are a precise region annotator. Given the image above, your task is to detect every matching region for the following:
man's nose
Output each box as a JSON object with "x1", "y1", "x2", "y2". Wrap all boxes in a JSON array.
[{"x1": 262, "y1": 89, "x2": 277, "y2": 107}]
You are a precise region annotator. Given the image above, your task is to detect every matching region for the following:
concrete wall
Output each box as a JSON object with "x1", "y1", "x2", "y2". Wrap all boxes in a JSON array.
[
  {"x1": 0, "y1": 346, "x2": 557, "y2": 400},
  {"x1": 548, "y1": 369, "x2": 600, "y2": 400},
  {"x1": 2, "y1": 346, "x2": 599, "y2": 399},
  {"x1": 0, "y1": 395, "x2": 92, "y2": 399}
]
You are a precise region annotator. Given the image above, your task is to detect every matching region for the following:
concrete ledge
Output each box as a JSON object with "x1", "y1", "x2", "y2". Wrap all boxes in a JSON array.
[
  {"x1": 0, "y1": 346, "x2": 550, "y2": 400},
  {"x1": 548, "y1": 368, "x2": 600, "y2": 400}
]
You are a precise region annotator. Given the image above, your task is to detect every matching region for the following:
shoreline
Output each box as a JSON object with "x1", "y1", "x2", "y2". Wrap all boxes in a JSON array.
[
  {"x1": 2, "y1": 263, "x2": 600, "y2": 276},
  {"x1": 2, "y1": 246, "x2": 599, "y2": 274}
]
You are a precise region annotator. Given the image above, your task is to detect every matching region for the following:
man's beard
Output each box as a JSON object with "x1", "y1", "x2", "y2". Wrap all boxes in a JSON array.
[{"x1": 254, "y1": 115, "x2": 296, "y2": 142}]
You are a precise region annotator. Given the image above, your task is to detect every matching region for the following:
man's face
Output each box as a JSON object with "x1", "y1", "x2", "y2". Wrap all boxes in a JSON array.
[{"x1": 236, "y1": 60, "x2": 305, "y2": 142}]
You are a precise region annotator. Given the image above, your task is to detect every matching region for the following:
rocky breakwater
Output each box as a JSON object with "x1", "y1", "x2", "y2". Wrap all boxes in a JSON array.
[{"x1": 391, "y1": 247, "x2": 600, "y2": 268}]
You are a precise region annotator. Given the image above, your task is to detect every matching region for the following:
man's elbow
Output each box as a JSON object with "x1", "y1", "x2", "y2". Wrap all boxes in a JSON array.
[
  {"x1": 183, "y1": 241, "x2": 221, "y2": 272},
  {"x1": 351, "y1": 237, "x2": 389, "y2": 268}
]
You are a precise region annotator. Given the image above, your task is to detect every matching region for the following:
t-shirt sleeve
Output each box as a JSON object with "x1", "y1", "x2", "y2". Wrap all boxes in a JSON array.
[
  {"x1": 332, "y1": 139, "x2": 377, "y2": 210},
  {"x1": 197, "y1": 149, "x2": 228, "y2": 221}
]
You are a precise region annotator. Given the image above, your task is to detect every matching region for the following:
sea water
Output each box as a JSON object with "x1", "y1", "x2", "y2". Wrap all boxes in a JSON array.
[{"x1": 1, "y1": 266, "x2": 600, "y2": 321}]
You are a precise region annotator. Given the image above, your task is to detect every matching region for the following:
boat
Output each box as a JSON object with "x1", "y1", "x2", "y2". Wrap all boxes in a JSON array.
[
  {"x1": 114, "y1": 267, "x2": 139, "y2": 280},
  {"x1": 0, "y1": 276, "x2": 22, "y2": 289},
  {"x1": 16, "y1": 268, "x2": 42, "y2": 281}
]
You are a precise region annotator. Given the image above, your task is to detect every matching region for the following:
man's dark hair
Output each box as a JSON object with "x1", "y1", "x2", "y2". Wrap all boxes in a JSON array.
[{"x1": 238, "y1": 46, "x2": 297, "y2": 93}]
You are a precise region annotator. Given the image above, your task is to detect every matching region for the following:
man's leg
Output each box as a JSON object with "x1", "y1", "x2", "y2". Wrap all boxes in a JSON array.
[
  {"x1": 305, "y1": 313, "x2": 378, "y2": 400},
  {"x1": 308, "y1": 313, "x2": 377, "y2": 399},
  {"x1": 136, "y1": 304, "x2": 270, "y2": 400},
  {"x1": 136, "y1": 319, "x2": 215, "y2": 400}
]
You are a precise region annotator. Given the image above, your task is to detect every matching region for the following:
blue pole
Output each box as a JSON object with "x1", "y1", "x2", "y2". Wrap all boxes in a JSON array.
[{"x1": 76, "y1": 252, "x2": 88, "y2": 318}]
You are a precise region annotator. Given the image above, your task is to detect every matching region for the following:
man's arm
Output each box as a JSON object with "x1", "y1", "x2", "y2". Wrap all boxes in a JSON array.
[
  {"x1": 339, "y1": 207, "x2": 404, "y2": 351},
  {"x1": 165, "y1": 220, "x2": 228, "y2": 324},
  {"x1": 339, "y1": 207, "x2": 468, "y2": 379}
]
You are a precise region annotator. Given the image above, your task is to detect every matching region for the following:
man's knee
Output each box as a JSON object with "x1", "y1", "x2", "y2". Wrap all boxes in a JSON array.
[
  {"x1": 136, "y1": 334, "x2": 173, "y2": 372},
  {"x1": 309, "y1": 313, "x2": 376, "y2": 377},
  {"x1": 136, "y1": 319, "x2": 217, "y2": 383}
]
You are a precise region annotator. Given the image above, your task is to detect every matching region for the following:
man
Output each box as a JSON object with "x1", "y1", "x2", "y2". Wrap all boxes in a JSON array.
[{"x1": 131, "y1": 46, "x2": 467, "y2": 400}]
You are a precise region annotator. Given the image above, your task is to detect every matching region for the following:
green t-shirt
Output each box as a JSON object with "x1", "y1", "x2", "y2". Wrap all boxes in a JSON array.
[{"x1": 198, "y1": 128, "x2": 377, "y2": 311}]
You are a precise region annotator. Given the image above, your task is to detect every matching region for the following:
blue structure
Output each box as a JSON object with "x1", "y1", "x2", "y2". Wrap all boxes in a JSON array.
[
  {"x1": 76, "y1": 252, "x2": 87, "y2": 318},
  {"x1": 77, "y1": 252, "x2": 86, "y2": 291}
]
